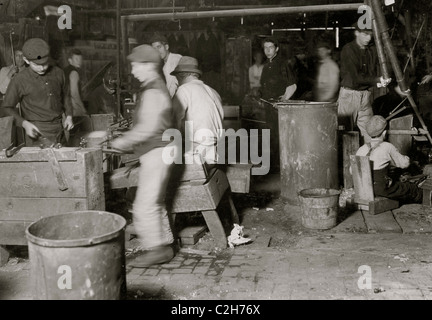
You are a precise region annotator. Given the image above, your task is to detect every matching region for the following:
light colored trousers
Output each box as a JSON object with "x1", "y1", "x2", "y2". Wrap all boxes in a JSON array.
[
  {"x1": 133, "y1": 147, "x2": 174, "y2": 249},
  {"x1": 337, "y1": 87, "x2": 373, "y2": 143}
]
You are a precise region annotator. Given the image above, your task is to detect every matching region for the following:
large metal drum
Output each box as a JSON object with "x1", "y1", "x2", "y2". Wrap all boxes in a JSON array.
[
  {"x1": 276, "y1": 101, "x2": 339, "y2": 205},
  {"x1": 26, "y1": 211, "x2": 127, "y2": 300}
]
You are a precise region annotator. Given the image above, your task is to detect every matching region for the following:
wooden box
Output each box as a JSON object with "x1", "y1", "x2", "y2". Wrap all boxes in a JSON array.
[
  {"x1": 0, "y1": 147, "x2": 105, "y2": 245},
  {"x1": 225, "y1": 163, "x2": 253, "y2": 193},
  {"x1": 178, "y1": 226, "x2": 208, "y2": 246}
]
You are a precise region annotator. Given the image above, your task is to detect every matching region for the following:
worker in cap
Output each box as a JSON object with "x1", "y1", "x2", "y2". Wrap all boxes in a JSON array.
[
  {"x1": 149, "y1": 32, "x2": 182, "y2": 98},
  {"x1": 260, "y1": 36, "x2": 297, "y2": 173},
  {"x1": 355, "y1": 115, "x2": 422, "y2": 204},
  {"x1": 313, "y1": 38, "x2": 339, "y2": 102},
  {"x1": 0, "y1": 38, "x2": 73, "y2": 146},
  {"x1": 337, "y1": 20, "x2": 391, "y2": 144},
  {"x1": 110, "y1": 44, "x2": 177, "y2": 267},
  {"x1": 171, "y1": 56, "x2": 224, "y2": 167}
]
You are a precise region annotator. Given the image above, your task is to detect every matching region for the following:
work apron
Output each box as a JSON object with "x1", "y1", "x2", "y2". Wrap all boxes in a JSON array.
[{"x1": 25, "y1": 118, "x2": 66, "y2": 147}]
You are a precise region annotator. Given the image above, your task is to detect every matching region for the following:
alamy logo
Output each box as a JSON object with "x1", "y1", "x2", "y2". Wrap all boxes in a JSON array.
[
  {"x1": 161, "y1": 121, "x2": 271, "y2": 175},
  {"x1": 57, "y1": 265, "x2": 72, "y2": 289},
  {"x1": 357, "y1": 5, "x2": 372, "y2": 30},
  {"x1": 357, "y1": 265, "x2": 372, "y2": 290},
  {"x1": 57, "y1": 5, "x2": 72, "y2": 30}
]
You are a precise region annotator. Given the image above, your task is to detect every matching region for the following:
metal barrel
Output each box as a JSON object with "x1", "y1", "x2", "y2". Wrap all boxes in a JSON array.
[
  {"x1": 276, "y1": 101, "x2": 339, "y2": 205},
  {"x1": 26, "y1": 211, "x2": 127, "y2": 300}
]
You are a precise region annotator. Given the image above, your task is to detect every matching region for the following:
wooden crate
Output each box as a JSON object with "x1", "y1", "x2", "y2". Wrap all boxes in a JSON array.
[
  {"x1": 0, "y1": 147, "x2": 105, "y2": 246},
  {"x1": 225, "y1": 163, "x2": 253, "y2": 193}
]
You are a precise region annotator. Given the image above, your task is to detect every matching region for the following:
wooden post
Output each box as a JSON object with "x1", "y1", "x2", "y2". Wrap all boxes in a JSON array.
[{"x1": 343, "y1": 131, "x2": 360, "y2": 189}]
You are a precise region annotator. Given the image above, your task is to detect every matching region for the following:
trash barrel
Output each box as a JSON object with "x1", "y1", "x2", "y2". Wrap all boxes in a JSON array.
[
  {"x1": 298, "y1": 188, "x2": 341, "y2": 230},
  {"x1": 26, "y1": 211, "x2": 127, "y2": 300},
  {"x1": 276, "y1": 101, "x2": 339, "y2": 205}
]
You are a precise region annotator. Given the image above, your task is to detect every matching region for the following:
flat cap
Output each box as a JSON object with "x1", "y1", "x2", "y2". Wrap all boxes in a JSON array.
[
  {"x1": 149, "y1": 32, "x2": 168, "y2": 45},
  {"x1": 22, "y1": 38, "x2": 50, "y2": 65},
  {"x1": 127, "y1": 44, "x2": 161, "y2": 64},
  {"x1": 353, "y1": 21, "x2": 373, "y2": 33},
  {"x1": 366, "y1": 115, "x2": 387, "y2": 137}
]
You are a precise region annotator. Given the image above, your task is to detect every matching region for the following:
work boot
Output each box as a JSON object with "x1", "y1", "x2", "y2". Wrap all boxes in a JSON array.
[{"x1": 129, "y1": 244, "x2": 175, "y2": 268}]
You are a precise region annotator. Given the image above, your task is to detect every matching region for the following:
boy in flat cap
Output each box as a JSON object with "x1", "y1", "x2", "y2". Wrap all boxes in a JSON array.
[
  {"x1": 0, "y1": 38, "x2": 73, "y2": 146},
  {"x1": 356, "y1": 115, "x2": 422, "y2": 204},
  {"x1": 338, "y1": 22, "x2": 391, "y2": 143},
  {"x1": 150, "y1": 33, "x2": 182, "y2": 98},
  {"x1": 110, "y1": 44, "x2": 177, "y2": 267}
]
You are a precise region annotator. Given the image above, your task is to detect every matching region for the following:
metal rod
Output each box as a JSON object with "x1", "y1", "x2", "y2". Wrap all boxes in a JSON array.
[
  {"x1": 121, "y1": 17, "x2": 129, "y2": 74},
  {"x1": 403, "y1": 18, "x2": 426, "y2": 74},
  {"x1": 9, "y1": 31, "x2": 16, "y2": 67},
  {"x1": 386, "y1": 106, "x2": 407, "y2": 121},
  {"x1": 123, "y1": 3, "x2": 363, "y2": 22},
  {"x1": 389, "y1": 97, "x2": 408, "y2": 116},
  {"x1": 371, "y1": 0, "x2": 432, "y2": 145},
  {"x1": 116, "y1": 0, "x2": 121, "y2": 119}
]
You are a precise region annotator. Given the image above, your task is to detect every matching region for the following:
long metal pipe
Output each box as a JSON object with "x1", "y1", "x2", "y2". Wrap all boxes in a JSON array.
[
  {"x1": 122, "y1": 3, "x2": 364, "y2": 22},
  {"x1": 116, "y1": 0, "x2": 121, "y2": 119},
  {"x1": 371, "y1": 0, "x2": 432, "y2": 145},
  {"x1": 366, "y1": 0, "x2": 390, "y2": 79}
]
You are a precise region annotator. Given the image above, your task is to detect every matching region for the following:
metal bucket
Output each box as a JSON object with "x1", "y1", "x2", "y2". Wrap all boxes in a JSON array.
[
  {"x1": 298, "y1": 188, "x2": 340, "y2": 230},
  {"x1": 26, "y1": 211, "x2": 127, "y2": 300},
  {"x1": 277, "y1": 101, "x2": 339, "y2": 205}
]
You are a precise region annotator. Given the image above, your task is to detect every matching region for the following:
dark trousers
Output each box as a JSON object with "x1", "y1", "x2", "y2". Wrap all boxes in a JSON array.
[{"x1": 373, "y1": 168, "x2": 423, "y2": 204}]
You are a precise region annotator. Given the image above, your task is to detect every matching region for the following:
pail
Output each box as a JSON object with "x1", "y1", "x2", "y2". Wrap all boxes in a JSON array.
[
  {"x1": 298, "y1": 188, "x2": 340, "y2": 230},
  {"x1": 25, "y1": 211, "x2": 127, "y2": 300}
]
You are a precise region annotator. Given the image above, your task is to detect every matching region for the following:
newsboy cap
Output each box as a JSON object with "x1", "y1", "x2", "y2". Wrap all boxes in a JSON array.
[
  {"x1": 366, "y1": 115, "x2": 387, "y2": 137},
  {"x1": 22, "y1": 38, "x2": 50, "y2": 65},
  {"x1": 149, "y1": 32, "x2": 168, "y2": 45},
  {"x1": 127, "y1": 44, "x2": 161, "y2": 64},
  {"x1": 353, "y1": 21, "x2": 373, "y2": 34},
  {"x1": 170, "y1": 56, "x2": 202, "y2": 75}
]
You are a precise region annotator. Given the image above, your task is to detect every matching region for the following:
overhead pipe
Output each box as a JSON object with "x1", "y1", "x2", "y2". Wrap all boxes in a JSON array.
[
  {"x1": 371, "y1": 0, "x2": 432, "y2": 145},
  {"x1": 79, "y1": 7, "x2": 186, "y2": 14},
  {"x1": 122, "y1": 3, "x2": 364, "y2": 22}
]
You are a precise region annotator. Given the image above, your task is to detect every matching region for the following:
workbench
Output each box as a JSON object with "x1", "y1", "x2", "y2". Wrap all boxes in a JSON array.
[{"x1": 0, "y1": 147, "x2": 105, "y2": 265}]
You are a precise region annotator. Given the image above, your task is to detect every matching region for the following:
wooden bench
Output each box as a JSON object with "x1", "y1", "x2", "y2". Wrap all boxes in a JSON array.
[
  {"x1": 110, "y1": 154, "x2": 239, "y2": 249},
  {"x1": 350, "y1": 155, "x2": 399, "y2": 215}
]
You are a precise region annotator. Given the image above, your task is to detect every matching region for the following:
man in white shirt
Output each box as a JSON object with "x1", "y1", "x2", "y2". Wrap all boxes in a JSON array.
[
  {"x1": 171, "y1": 56, "x2": 224, "y2": 165},
  {"x1": 150, "y1": 33, "x2": 182, "y2": 98},
  {"x1": 313, "y1": 40, "x2": 340, "y2": 102}
]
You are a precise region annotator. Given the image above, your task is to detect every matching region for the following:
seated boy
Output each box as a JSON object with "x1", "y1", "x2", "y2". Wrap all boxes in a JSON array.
[{"x1": 355, "y1": 115, "x2": 422, "y2": 204}]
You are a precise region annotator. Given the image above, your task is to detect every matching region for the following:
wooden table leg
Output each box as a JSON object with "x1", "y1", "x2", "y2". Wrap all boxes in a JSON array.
[
  {"x1": 201, "y1": 210, "x2": 227, "y2": 249},
  {"x1": 227, "y1": 194, "x2": 240, "y2": 224}
]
